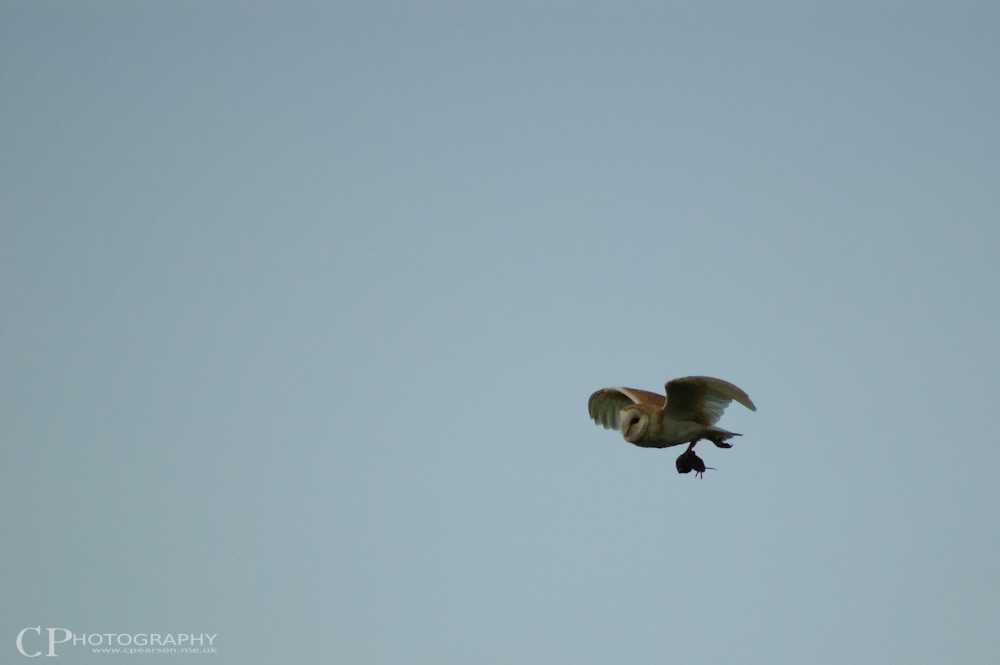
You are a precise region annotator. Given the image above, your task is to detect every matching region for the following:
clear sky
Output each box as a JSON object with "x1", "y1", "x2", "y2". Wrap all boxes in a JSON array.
[{"x1": 3, "y1": 2, "x2": 999, "y2": 663}]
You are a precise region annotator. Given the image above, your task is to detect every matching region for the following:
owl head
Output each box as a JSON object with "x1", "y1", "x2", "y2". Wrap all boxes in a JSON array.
[{"x1": 620, "y1": 405, "x2": 650, "y2": 443}]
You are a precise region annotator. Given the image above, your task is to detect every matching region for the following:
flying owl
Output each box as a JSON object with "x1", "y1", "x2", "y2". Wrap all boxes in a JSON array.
[{"x1": 588, "y1": 376, "x2": 756, "y2": 478}]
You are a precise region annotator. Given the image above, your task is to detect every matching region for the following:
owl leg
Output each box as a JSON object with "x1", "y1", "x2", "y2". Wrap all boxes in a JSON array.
[{"x1": 708, "y1": 431, "x2": 742, "y2": 448}]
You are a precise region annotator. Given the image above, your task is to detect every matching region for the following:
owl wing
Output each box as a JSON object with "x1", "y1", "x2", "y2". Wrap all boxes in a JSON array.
[
  {"x1": 663, "y1": 376, "x2": 756, "y2": 425},
  {"x1": 588, "y1": 387, "x2": 666, "y2": 430}
]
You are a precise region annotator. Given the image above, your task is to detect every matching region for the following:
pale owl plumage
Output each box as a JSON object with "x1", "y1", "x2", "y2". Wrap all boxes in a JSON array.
[{"x1": 588, "y1": 376, "x2": 756, "y2": 477}]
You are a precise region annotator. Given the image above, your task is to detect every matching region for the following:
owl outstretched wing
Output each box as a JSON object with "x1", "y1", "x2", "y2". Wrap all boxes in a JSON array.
[{"x1": 663, "y1": 376, "x2": 756, "y2": 426}]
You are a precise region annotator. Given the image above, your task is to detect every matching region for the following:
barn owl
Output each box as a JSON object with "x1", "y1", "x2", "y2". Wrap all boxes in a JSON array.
[{"x1": 588, "y1": 376, "x2": 756, "y2": 478}]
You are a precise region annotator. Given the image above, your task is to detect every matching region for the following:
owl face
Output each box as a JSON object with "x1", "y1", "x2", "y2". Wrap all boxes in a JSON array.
[{"x1": 620, "y1": 405, "x2": 649, "y2": 443}]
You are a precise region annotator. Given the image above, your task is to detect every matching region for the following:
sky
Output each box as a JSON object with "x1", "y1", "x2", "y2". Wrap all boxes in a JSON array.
[{"x1": 2, "y1": 2, "x2": 999, "y2": 663}]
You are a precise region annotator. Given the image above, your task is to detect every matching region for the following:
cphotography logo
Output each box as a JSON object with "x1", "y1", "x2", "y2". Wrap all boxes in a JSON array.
[{"x1": 16, "y1": 627, "x2": 218, "y2": 657}]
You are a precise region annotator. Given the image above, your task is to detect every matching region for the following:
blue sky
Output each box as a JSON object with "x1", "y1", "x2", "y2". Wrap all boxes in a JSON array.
[{"x1": 3, "y1": 2, "x2": 999, "y2": 663}]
